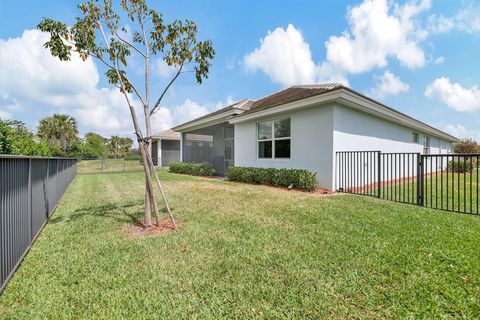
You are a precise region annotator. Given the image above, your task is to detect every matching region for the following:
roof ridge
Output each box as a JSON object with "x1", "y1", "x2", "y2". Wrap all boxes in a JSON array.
[
  {"x1": 291, "y1": 83, "x2": 343, "y2": 90},
  {"x1": 252, "y1": 83, "x2": 342, "y2": 103}
]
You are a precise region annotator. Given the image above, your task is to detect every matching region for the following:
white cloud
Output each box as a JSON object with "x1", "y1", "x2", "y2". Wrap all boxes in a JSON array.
[
  {"x1": 244, "y1": 24, "x2": 317, "y2": 86},
  {"x1": 324, "y1": 0, "x2": 430, "y2": 74},
  {"x1": 444, "y1": 124, "x2": 480, "y2": 142},
  {"x1": 153, "y1": 59, "x2": 177, "y2": 78},
  {"x1": 151, "y1": 97, "x2": 235, "y2": 134},
  {"x1": 215, "y1": 96, "x2": 235, "y2": 110},
  {"x1": 433, "y1": 56, "x2": 445, "y2": 64},
  {"x1": 150, "y1": 107, "x2": 174, "y2": 133},
  {"x1": 243, "y1": 1, "x2": 431, "y2": 87},
  {"x1": 429, "y1": 4, "x2": 480, "y2": 34},
  {"x1": 243, "y1": 24, "x2": 349, "y2": 86},
  {"x1": 0, "y1": 110, "x2": 12, "y2": 119},
  {"x1": 455, "y1": 5, "x2": 480, "y2": 33},
  {"x1": 0, "y1": 29, "x2": 135, "y2": 137},
  {"x1": 428, "y1": 14, "x2": 455, "y2": 33},
  {"x1": 170, "y1": 99, "x2": 209, "y2": 124},
  {"x1": 369, "y1": 71, "x2": 409, "y2": 99},
  {"x1": 425, "y1": 77, "x2": 480, "y2": 112}
]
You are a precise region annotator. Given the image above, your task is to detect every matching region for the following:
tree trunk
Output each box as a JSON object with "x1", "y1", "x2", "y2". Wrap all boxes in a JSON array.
[
  {"x1": 144, "y1": 111, "x2": 161, "y2": 226},
  {"x1": 138, "y1": 140, "x2": 156, "y2": 228}
]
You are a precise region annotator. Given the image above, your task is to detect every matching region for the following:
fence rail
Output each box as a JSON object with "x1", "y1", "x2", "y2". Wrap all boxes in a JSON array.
[
  {"x1": 77, "y1": 158, "x2": 144, "y2": 174},
  {"x1": 336, "y1": 151, "x2": 479, "y2": 215},
  {"x1": 0, "y1": 156, "x2": 76, "y2": 293}
]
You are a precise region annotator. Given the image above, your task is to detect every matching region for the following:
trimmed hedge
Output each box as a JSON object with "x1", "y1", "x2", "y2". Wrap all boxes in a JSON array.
[
  {"x1": 169, "y1": 162, "x2": 215, "y2": 176},
  {"x1": 447, "y1": 160, "x2": 474, "y2": 173},
  {"x1": 226, "y1": 166, "x2": 318, "y2": 191}
]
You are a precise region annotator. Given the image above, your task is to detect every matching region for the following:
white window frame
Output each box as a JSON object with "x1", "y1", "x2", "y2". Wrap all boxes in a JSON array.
[
  {"x1": 412, "y1": 132, "x2": 419, "y2": 143},
  {"x1": 257, "y1": 118, "x2": 291, "y2": 159},
  {"x1": 423, "y1": 136, "x2": 430, "y2": 155}
]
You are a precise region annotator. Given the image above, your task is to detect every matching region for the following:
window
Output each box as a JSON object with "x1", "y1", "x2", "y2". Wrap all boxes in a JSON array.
[
  {"x1": 257, "y1": 118, "x2": 291, "y2": 159},
  {"x1": 423, "y1": 136, "x2": 430, "y2": 154},
  {"x1": 412, "y1": 132, "x2": 419, "y2": 143}
]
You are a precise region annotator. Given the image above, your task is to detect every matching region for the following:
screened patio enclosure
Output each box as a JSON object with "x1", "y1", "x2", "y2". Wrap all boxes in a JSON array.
[{"x1": 181, "y1": 122, "x2": 234, "y2": 176}]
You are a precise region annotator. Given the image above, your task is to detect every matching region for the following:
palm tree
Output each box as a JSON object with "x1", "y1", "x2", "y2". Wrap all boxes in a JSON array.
[
  {"x1": 37, "y1": 114, "x2": 79, "y2": 153},
  {"x1": 109, "y1": 135, "x2": 122, "y2": 158},
  {"x1": 109, "y1": 136, "x2": 133, "y2": 158}
]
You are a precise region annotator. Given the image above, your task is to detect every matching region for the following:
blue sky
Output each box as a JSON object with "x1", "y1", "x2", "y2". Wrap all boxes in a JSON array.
[{"x1": 1, "y1": 0, "x2": 479, "y2": 141}]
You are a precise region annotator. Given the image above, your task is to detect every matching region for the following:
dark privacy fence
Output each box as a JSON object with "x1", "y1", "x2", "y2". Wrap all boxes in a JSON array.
[
  {"x1": 0, "y1": 156, "x2": 77, "y2": 293},
  {"x1": 336, "y1": 151, "x2": 479, "y2": 215}
]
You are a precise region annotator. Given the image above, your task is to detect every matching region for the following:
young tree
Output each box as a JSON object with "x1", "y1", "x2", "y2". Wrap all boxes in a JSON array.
[
  {"x1": 38, "y1": 0, "x2": 214, "y2": 228},
  {"x1": 453, "y1": 138, "x2": 479, "y2": 154},
  {"x1": 37, "y1": 114, "x2": 79, "y2": 154}
]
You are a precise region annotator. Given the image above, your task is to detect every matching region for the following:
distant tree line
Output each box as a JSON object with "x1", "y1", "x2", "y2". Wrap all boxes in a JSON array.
[
  {"x1": 453, "y1": 139, "x2": 480, "y2": 154},
  {"x1": 0, "y1": 114, "x2": 136, "y2": 159}
]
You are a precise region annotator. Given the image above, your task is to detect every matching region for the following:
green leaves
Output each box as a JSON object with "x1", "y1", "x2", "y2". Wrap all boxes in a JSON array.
[
  {"x1": 38, "y1": 0, "x2": 215, "y2": 115},
  {"x1": 37, "y1": 114, "x2": 79, "y2": 153},
  {"x1": 105, "y1": 69, "x2": 132, "y2": 93},
  {"x1": 37, "y1": 18, "x2": 72, "y2": 61}
]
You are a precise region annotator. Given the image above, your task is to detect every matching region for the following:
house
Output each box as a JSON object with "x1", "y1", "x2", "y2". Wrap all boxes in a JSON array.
[
  {"x1": 172, "y1": 84, "x2": 458, "y2": 190},
  {"x1": 151, "y1": 129, "x2": 180, "y2": 167}
]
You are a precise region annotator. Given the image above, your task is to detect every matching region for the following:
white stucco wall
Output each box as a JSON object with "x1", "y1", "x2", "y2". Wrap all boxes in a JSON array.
[
  {"x1": 234, "y1": 102, "x2": 453, "y2": 191},
  {"x1": 234, "y1": 104, "x2": 335, "y2": 189},
  {"x1": 333, "y1": 104, "x2": 452, "y2": 155},
  {"x1": 332, "y1": 104, "x2": 453, "y2": 190}
]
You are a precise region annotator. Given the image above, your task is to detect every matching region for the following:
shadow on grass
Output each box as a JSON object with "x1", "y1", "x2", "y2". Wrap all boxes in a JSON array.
[{"x1": 50, "y1": 201, "x2": 143, "y2": 225}]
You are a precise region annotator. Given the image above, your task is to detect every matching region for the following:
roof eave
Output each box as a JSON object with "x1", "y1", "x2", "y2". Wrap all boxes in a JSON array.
[
  {"x1": 228, "y1": 90, "x2": 342, "y2": 124},
  {"x1": 172, "y1": 109, "x2": 240, "y2": 132},
  {"x1": 229, "y1": 88, "x2": 458, "y2": 142},
  {"x1": 337, "y1": 89, "x2": 459, "y2": 142},
  {"x1": 151, "y1": 136, "x2": 180, "y2": 141}
]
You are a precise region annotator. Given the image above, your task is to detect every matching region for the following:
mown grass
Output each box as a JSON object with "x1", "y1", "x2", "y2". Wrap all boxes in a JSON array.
[
  {"x1": 1, "y1": 170, "x2": 479, "y2": 319},
  {"x1": 77, "y1": 159, "x2": 144, "y2": 174},
  {"x1": 377, "y1": 170, "x2": 479, "y2": 213}
]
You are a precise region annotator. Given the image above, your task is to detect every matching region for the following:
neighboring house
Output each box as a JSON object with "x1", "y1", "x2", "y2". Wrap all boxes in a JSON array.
[
  {"x1": 151, "y1": 129, "x2": 180, "y2": 167},
  {"x1": 172, "y1": 84, "x2": 458, "y2": 190}
]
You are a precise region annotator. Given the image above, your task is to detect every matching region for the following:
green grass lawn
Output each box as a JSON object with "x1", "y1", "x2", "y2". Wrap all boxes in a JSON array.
[
  {"x1": 1, "y1": 171, "x2": 479, "y2": 319},
  {"x1": 77, "y1": 159, "x2": 144, "y2": 174},
  {"x1": 377, "y1": 169, "x2": 479, "y2": 213}
]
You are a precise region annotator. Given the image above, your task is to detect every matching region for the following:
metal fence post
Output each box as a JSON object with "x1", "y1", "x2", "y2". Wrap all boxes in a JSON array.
[
  {"x1": 417, "y1": 153, "x2": 424, "y2": 206},
  {"x1": 377, "y1": 151, "x2": 381, "y2": 198},
  {"x1": 27, "y1": 159, "x2": 32, "y2": 242}
]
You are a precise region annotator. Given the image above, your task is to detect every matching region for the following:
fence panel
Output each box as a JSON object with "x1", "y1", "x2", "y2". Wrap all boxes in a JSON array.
[
  {"x1": 0, "y1": 156, "x2": 77, "y2": 293},
  {"x1": 335, "y1": 151, "x2": 380, "y2": 196},
  {"x1": 336, "y1": 151, "x2": 479, "y2": 215},
  {"x1": 379, "y1": 153, "x2": 420, "y2": 205},
  {"x1": 422, "y1": 154, "x2": 479, "y2": 214}
]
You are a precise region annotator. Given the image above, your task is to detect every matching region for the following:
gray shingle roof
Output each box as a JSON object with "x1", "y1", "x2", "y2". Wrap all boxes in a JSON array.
[
  {"x1": 243, "y1": 84, "x2": 343, "y2": 115},
  {"x1": 153, "y1": 129, "x2": 180, "y2": 140}
]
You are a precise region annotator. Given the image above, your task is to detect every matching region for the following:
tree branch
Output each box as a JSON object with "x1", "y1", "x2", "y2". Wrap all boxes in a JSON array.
[
  {"x1": 111, "y1": 28, "x2": 147, "y2": 59},
  {"x1": 149, "y1": 62, "x2": 184, "y2": 116},
  {"x1": 94, "y1": 24, "x2": 146, "y2": 106}
]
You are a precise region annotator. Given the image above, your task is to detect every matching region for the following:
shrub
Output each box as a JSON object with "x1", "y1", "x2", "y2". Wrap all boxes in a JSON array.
[
  {"x1": 169, "y1": 162, "x2": 215, "y2": 176},
  {"x1": 447, "y1": 160, "x2": 473, "y2": 173},
  {"x1": 226, "y1": 166, "x2": 318, "y2": 191}
]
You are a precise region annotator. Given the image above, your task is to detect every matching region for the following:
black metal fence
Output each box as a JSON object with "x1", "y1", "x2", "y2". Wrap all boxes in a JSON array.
[
  {"x1": 336, "y1": 151, "x2": 479, "y2": 215},
  {"x1": 0, "y1": 156, "x2": 77, "y2": 293}
]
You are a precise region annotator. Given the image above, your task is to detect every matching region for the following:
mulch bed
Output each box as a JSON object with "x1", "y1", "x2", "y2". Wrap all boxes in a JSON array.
[
  {"x1": 174, "y1": 172, "x2": 336, "y2": 194},
  {"x1": 126, "y1": 217, "x2": 180, "y2": 238}
]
